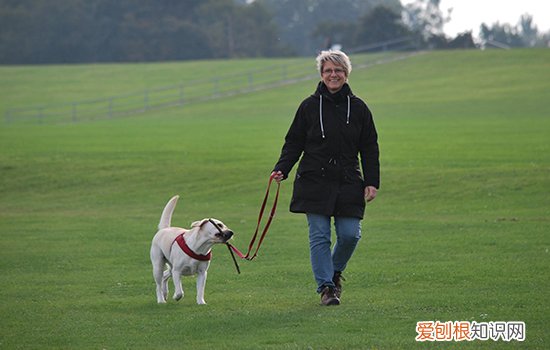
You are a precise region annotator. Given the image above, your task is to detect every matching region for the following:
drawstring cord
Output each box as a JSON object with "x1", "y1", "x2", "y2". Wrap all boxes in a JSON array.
[
  {"x1": 319, "y1": 95, "x2": 325, "y2": 138},
  {"x1": 319, "y1": 95, "x2": 350, "y2": 139},
  {"x1": 346, "y1": 95, "x2": 350, "y2": 124}
]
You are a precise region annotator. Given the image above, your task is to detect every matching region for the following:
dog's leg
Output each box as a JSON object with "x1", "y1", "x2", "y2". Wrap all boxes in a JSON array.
[
  {"x1": 172, "y1": 270, "x2": 184, "y2": 301},
  {"x1": 151, "y1": 250, "x2": 167, "y2": 304},
  {"x1": 196, "y1": 270, "x2": 207, "y2": 305},
  {"x1": 153, "y1": 267, "x2": 167, "y2": 303},
  {"x1": 162, "y1": 267, "x2": 171, "y2": 301}
]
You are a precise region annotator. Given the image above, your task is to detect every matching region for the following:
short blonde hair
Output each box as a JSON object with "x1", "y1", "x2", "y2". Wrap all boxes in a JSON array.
[{"x1": 316, "y1": 50, "x2": 352, "y2": 76}]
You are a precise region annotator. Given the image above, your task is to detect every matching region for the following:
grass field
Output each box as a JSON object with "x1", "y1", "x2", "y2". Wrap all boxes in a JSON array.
[{"x1": 0, "y1": 49, "x2": 549, "y2": 349}]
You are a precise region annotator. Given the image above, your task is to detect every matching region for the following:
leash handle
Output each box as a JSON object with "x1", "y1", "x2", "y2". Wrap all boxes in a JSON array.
[
  {"x1": 246, "y1": 173, "x2": 279, "y2": 260},
  {"x1": 226, "y1": 173, "x2": 280, "y2": 265}
]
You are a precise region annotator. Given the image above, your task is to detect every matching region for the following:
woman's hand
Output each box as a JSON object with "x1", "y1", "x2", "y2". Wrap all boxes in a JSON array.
[
  {"x1": 364, "y1": 186, "x2": 377, "y2": 202},
  {"x1": 271, "y1": 170, "x2": 284, "y2": 184}
]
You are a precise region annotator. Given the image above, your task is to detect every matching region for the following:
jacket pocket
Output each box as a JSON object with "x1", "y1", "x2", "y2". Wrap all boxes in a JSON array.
[
  {"x1": 293, "y1": 167, "x2": 327, "y2": 201},
  {"x1": 338, "y1": 181, "x2": 365, "y2": 207},
  {"x1": 343, "y1": 166, "x2": 364, "y2": 184}
]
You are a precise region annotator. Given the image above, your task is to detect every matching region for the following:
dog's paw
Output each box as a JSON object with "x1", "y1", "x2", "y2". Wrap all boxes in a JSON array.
[
  {"x1": 157, "y1": 298, "x2": 167, "y2": 304},
  {"x1": 197, "y1": 299, "x2": 207, "y2": 305},
  {"x1": 173, "y1": 292, "x2": 183, "y2": 301}
]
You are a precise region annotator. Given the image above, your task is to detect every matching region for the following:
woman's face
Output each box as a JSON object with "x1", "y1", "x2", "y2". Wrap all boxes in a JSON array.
[{"x1": 321, "y1": 61, "x2": 347, "y2": 94}]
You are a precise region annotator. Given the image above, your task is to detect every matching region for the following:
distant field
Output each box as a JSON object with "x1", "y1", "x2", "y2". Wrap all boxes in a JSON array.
[
  {"x1": 0, "y1": 52, "x2": 407, "y2": 124},
  {"x1": 0, "y1": 49, "x2": 549, "y2": 349}
]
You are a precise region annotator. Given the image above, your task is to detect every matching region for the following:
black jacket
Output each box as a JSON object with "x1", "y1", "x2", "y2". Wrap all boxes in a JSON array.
[{"x1": 273, "y1": 82, "x2": 380, "y2": 219}]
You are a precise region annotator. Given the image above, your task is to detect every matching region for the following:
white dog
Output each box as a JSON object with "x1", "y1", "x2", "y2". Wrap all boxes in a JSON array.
[{"x1": 150, "y1": 195, "x2": 234, "y2": 304}]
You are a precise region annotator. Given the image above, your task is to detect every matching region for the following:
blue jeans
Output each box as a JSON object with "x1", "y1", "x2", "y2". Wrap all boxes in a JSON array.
[{"x1": 306, "y1": 213, "x2": 362, "y2": 293}]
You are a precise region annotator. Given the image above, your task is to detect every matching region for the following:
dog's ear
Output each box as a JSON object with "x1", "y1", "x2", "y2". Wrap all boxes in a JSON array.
[{"x1": 191, "y1": 219, "x2": 209, "y2": 228}]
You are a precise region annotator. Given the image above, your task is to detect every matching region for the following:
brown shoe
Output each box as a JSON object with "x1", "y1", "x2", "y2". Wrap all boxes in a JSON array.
[
  {"x1": 320, "y1": 286, "x2": 340, "y2": 306},
  {"x1": 332, "y1": 271, "x2": 345, "y2": 299}
]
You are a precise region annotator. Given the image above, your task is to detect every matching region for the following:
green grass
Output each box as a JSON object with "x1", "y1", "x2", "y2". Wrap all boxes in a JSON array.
[{"x1": 1, "y1": 49, "x2": 549, "y2": 349}]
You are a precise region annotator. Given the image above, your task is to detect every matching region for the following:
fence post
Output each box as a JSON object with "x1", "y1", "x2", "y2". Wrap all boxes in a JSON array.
[
  {"x1": 213, "y1": 78, "x2": 219, "y2": 96},
  {"x1": 72, "y1": 102, "x2": 77, "y2": 123},
  {"x1": 248, "y1": 73, "x2": 253, "y2": 90},
  {"x1": 144, "y1": 89, "x2": 149, "y2": 111},
  {"x1": 108, "y1": 98, "x2": 113, "y2": 118}
]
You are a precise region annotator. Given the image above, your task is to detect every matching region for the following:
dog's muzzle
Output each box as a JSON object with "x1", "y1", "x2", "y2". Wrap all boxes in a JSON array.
[
  {"x1": 208, "y1": 219, "x2": 234, "y2": 242},
  {"x1": 217, "y1": 230, "x2": 234, "y2": 242}
]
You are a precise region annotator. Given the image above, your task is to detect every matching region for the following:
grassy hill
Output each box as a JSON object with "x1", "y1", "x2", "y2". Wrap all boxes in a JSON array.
[{"x1": 0, "y1": 49, "x2": 549, "y2": 349}]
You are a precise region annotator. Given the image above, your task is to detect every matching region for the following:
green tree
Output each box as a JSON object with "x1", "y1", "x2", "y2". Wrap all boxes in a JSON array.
[
  {"x1": 480, "y1": 22, "x2": 524, "y2": 48},
  {"x1": 258, "y1": 0, "x2": 401, "y2": 55},
  {"x1": 479, "y1": 13, "x2": 550, "y2": 48},
  {"x1": 518, "y1": 14, "x2": 538, "y2": 47},
  {"x1": 0, "y1": 0, "x2": 289, "y2": 63},
  {"x1": 354, "y1": 6, "x2": 409, "y2": 48},
  {"x1": 196, "y1": 0, "x2": 287, "y2": 58},
  {"x1": 0, "y1": 0, "x2": 96, "y2": 63},
  {"x1": 402, "y1": 0, "x2": 451, "y2": 40},
  {"x1": 447, "y1": 32, "x2": 476, "y2": 49}
]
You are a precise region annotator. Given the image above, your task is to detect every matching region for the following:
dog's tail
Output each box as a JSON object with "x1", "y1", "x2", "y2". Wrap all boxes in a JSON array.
[{"x1": 158, "y1": 195, "x2": 179, "y2": 230}]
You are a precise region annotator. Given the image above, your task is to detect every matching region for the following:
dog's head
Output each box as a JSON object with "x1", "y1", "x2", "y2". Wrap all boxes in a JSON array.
[{"x1": 191, "y1": 218, "x2": 234, "y2": 243}]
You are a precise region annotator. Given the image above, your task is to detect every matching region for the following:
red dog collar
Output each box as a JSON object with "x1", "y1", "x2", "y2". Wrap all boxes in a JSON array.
[{"x1": 174, "y1": 234, "x2": 212, "y2": 261}]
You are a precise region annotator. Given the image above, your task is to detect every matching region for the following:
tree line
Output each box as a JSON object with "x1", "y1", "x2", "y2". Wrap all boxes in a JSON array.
[{"x1": 1, "y1": 0, "x2": 548, "y2": 64}]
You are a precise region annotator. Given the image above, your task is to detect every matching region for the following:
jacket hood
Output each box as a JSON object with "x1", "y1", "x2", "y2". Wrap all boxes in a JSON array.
[
  {"x1": 313, "y1": 81, "x2": 353, "y2": 102},
  {"x1": 314, "y1": 82, "x2": 353, "y2": 138}
]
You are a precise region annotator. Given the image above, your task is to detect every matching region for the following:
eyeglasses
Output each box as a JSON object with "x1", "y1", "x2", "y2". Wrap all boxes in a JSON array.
[{"x1": 322, "y1": 68, "x2": 346, "y2": 75}]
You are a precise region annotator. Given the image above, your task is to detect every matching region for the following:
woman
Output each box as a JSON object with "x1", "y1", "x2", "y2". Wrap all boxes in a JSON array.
[{"x1": 271, "y1": 50, "x2": 380, "y2": 306}]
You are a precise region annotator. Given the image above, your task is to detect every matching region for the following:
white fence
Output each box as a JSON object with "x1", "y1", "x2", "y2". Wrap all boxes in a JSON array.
[
  {"x1": 5, "y1": 44, "x2": 421, "y2": 124},
  {"x1": 4, "y1": 63, "x2": 319, "y2": 124}
]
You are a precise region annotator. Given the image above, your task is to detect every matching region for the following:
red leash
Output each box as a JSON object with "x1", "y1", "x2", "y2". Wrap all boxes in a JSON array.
[{"x1": 227, "y1": 173, "x2": 280, "y2": 266}]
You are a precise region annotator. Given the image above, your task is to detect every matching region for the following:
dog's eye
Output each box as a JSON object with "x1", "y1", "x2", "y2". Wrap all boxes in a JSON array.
[{"x1": 217, "y1": 223, "x2": 223, "y2": 228}]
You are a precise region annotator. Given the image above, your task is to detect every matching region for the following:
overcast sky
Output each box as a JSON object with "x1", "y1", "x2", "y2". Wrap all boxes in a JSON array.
[{"x1": 402, "y1": 0, "x2": 550, "y2": 37}]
